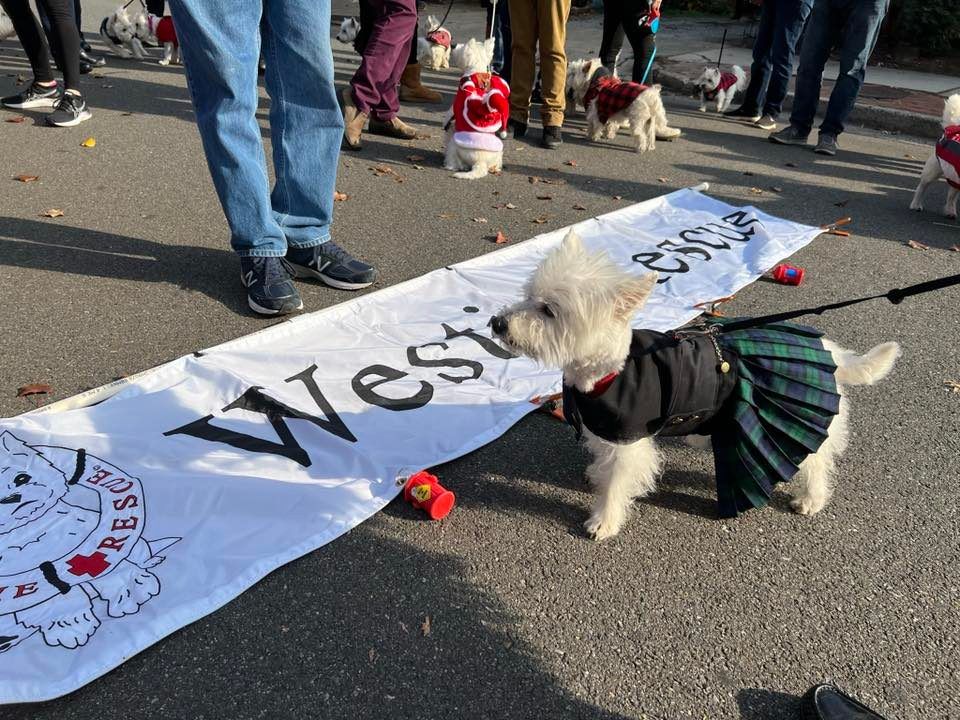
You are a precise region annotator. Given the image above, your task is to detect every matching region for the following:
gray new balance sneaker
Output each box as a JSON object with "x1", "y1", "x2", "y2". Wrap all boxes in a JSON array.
[
  {"x1": 814, "y1": 133, "x2": 838, "y2": 156},
  {"x1": 287, "y1": 241, "x2": 377, "y2": 291},
  {"x1": 769, "y1": 125, "x2": 809, "y2": 146}
]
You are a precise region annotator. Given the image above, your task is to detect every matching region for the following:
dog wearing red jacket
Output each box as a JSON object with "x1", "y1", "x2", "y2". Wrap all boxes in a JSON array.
[
  {"x1": 444, "y1": 38, "x2": 509, "y2": 179},
  {"x1": 566, "y1": 58, "x2": 680, "y2": 153},
  {"x1": 910, "y1": 94, "x2": 960, "y2": 220},
  {"x1": 146, "y1": 13, "x2": 179, "y2": 66}
]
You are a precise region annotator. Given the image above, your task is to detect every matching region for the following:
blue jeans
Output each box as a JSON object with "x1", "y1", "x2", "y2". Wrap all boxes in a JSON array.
[
  {"x1": 741, "y1": 0, "x2": 813, "y2": 118},
  {"x1": 169, "y1": 0, "x2": 342, "y2": 257},
  {"x1": 789, "y1": 0, "x2": 889, "y2": 137}
]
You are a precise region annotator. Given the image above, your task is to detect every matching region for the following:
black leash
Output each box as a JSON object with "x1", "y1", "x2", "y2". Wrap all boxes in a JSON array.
[
  {"x1": 715, "y1": 273, "x2": 960, "y2": 333},
  {"x1": 428, "y1": 0, "x2": 456, "y2": 33}
]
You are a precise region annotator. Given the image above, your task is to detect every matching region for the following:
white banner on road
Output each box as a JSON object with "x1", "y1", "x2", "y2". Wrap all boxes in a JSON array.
[{"x1": 0, "y1": 189, "x2": 821, "y2": 703}]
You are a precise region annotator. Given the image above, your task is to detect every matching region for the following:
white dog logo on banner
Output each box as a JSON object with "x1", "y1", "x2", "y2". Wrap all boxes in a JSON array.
[{"x1": 0, "y1": 431, "x2": 178, "y2": 654}]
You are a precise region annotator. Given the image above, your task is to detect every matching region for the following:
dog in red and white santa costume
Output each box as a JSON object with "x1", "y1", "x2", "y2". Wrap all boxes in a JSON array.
[
  {"x1": 146, "y1": 13, "x2": 179, "y2": 65},
  {"x1": 444, "y1": 38, "x2": 509, "y2": 180},
  {"x1": 910, "y1": 94, "x2": 960, "y2": 220}
]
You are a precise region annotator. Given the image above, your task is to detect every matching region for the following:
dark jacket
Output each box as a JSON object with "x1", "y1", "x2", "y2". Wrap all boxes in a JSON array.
[{"x1": 562, "y1": 329, "x2": 738, "y2": 443}]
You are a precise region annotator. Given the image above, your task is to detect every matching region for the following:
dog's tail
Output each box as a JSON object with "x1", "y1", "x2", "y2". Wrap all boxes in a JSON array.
[
  {"x1": 833, "y1": 341, "x2": 901, "y2": 386},
  {"x1": 943, "y1": 93, "x2": 960, "y2": 129},
  {"x1": 731, "y1": 65, "x2": 747, "y2": 87},
  {"x1": 454, "y1": 163, "x2": 491, "y2": 180}
]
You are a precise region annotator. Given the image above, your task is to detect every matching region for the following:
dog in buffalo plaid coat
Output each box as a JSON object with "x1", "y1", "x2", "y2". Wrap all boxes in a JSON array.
[{"x1": 566, "y1": 59, "x2": 680, "y2": 153}]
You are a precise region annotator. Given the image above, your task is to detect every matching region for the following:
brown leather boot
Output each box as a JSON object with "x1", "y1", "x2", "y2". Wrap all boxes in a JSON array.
[
  {"x1": 341, "y1": 87, "x2": 367, "y2": 151},
  {"x1": 398, "y1": 63, "x2": 441, "y2": 104},
  {"x1": 368, "y1": 116, "x2": 418, "y2": 140}
]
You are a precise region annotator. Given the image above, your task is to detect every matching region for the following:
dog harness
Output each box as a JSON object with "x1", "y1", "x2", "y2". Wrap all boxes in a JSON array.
[
  {"x1": 703, "y1": 72, "x2": 739, "y2": 101},
  {"x1": 99, "y1": 17, "x2": 123, "y2": 46},
  {"x1": 426, "y1": 27, "x2": 451, "y2": 49},
  {"x1": 452, "y1": 72, "x2": 510, "y2": 152},
  {"x1": 582, "y1": 66, "x2": 649, "y2": 124},
  {"x1": 936, "y1": 125, "x2": 960, "y2": 189},
  {"x1": 563, "y1": 321, "x2": 841, "y2": 518}
]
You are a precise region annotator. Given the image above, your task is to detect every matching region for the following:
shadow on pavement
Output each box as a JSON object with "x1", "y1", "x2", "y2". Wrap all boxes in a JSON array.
[{"x1": 737, "y1": 687, "x2": 802, "y2": 718}]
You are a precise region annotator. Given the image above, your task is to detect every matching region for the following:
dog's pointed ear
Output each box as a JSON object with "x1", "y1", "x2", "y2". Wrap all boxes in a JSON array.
[
  {"x1": 614, "y1": 272, "x2": 659, "y2": 319},
  {"x1": 560, "y1": 229, "x2": 584, "y2": 255}
]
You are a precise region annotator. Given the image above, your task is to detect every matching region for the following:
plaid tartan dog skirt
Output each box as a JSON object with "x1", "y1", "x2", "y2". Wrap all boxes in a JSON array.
[{"x1": 711, "y1": 320, "x2": 840, "y2": 518}]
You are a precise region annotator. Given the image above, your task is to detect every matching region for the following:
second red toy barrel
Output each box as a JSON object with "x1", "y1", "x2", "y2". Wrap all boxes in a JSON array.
[
  {"x1": 771, "y1": 263, "x2": 805, "y2": 286},
  {"x1": 403, "y1": 471, "x2": 455, "y2": 520}
]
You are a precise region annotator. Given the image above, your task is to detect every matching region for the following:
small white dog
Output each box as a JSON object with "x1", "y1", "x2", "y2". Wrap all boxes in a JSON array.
[
  {"x1": 417, "y1": 15, "x2": 452, "y2": 70},
  {"x1": 0, "y1": 7, "x2": 15, "y2": 41},
  {"x1": 566, "y1": 58, "x2": 681, "y2": 153},
  {"x1": 443, "y1": 38, "x2": 508, "y2": 179},
  {"x1": 336, "y1": 16, "x2": 360, "y2": 45},
  {"x1": 491, "y1": 231, "x2": 900, "y2": 540},
  {"x1": 696, "y1": 65, "x2": 747, "y2": 113},
  {"x1": 909, "y1": 93, "x2": 960, "y2": 220},
  {"x1": 99, "y1": 5, "x2": 152, "y2": 59}
]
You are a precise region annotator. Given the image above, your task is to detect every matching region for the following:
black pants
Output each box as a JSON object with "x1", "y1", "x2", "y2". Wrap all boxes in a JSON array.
[
  {"x1": 0, "y1": 0, "x2": 80, "y2": 90},
  {"x1": 599, "y1": 0, "x2": 656, "y2": 84},
  {"x1": 146, "y1": 0, "x2": 165, "y2": 14}
]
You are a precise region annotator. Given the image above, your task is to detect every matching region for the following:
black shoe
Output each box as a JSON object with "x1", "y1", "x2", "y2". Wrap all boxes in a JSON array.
[
  {"x1": 286, "y1": 241, "x2": 377, "y2": 290},
  {"x1": 722, "y1": 105, "x2": 760, "y2": 121},
  {"x1": 800, "y1": 684, "x2": 889, "y2": 720},
  {"x1": 2, "y1": 81, "x2": 59, "y2": 109},
  {"x1": 79, "y1": 61, "x2": 93, "y2": 75},
  {"x1": 509, "y1": 118, "x2": 527, "y2": 139},
  {"x1": 46, "y1": 92, "x2": 91, "y2": 127},
  {"x1": 814, "y1": 133, "x2": 838, "y2": 156},
  {"x1": 79, "y1": 48, "x2": 106, "y2": 67},
  {"x1": 769, "y1": 125, "x2": 809, "y2": 146},
  {"x1": 240, "y1": 256, "x2": 304, "y2": 316},
  {"x1": 540, "y1": 125, "x2": 562, "y2": 149}
]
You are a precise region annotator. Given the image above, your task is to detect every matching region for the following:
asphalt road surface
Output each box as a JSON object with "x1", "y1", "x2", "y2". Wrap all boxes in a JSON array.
[{"x1": 1, "y1": 18, "x2": 958, "y2": 720}]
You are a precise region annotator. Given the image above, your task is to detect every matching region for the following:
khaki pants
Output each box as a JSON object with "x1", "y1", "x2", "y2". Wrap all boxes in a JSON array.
[{"x1": 508, "y1": 0, "x2": 571, "y2": 127}]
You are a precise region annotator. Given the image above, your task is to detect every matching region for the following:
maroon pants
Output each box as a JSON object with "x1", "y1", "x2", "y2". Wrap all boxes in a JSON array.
[{"x1": 350, "y1": 0, "x2": 417, "y2": 121}]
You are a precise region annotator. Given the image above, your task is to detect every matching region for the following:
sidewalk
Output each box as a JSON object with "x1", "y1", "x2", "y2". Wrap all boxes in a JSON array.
[{"x1": 335, "y1": 1, "x2": 957, "y2": 139}]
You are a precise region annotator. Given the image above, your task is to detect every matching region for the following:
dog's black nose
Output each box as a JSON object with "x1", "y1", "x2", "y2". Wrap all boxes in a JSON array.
[{"x1": 490, "y1": 315, "x2": 507, "y2": 336}]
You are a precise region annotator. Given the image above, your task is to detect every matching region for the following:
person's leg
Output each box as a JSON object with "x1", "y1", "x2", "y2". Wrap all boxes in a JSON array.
[
  {"x1": 497, "y1": 0, "x2": 512, "y2": 82},
  {"x1": 508, "y1": 0, "x2": 537, "y2": 125},
  {"x1": 35, "y1": 0, "x2": 79, "y2": 90},
  {"x1": 170, "y1": 0, "x2": 286, "y2": 258},
  {"x1": 349, "y1": 0, "x2": 417, "y2": 122},
  {"x1": 536, "y1": 0, "x2": 571, "y2": 129},
  {"x1": 146, "y1": 0, "x2": 166, "y2": 15},
  {"x1": 762, "y1": 0, "x2": 814, "y2": 118},
  {"x1": 598, "y1": 0, "x2": 623, "y2": 70},
  {"x1": 819, "y1": 0, "x2": 888, "y2": 138},
  {"x1": 786, "y1": 0, "x2": 837, "y2": 135},
  {"x1": 736, "y1": 0, "x2": 777, "y2": 115},
  {"x1": 400, "y1": 12, "x2": 441, "y2": 103},
  {"x1": 260, "y1": 0, "x2": 342, "y2": 250},
  {"x1": 628, "y1": 24, "x2": 655, "y2": 84},
  {"x1": 0, "y1": 0, "x2": 57, "y2": 86}
]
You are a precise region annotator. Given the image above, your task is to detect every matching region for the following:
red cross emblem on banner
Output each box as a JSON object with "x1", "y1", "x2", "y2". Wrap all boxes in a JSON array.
[{"x1": 66, "y1": 551, "x2": 111, "y2": 578}]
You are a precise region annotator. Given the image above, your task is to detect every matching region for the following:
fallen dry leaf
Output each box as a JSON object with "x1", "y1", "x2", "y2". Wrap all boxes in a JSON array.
[
  {"x1": 472, "y1": 217, "x2": 488, "y2": 223},
  {"x1": 437, "y1": 212, "x2": 455, "y2": 219},
  {"x1": 528, "y1": 175, "x2": 541, "y2": 184},
  {"x1": 421, "y1": 615, "x2": 432, "y2": 636},
  {"x1": 945, "y1": 380, "x2": 960, "y2": 393},
  {"x1": 612, "y1": 195, "x2": 623, "y2": 200},
  {"x1": 904, "y1": 153, "x2": 914, "y2": 159},
  {"x1": 658, "y1": 177, "x2": 669, "y2": 183},
  {"x1": 492, "y1": 202, "x2": 517, "y2": 210},
  {"x1": 415, "y1": 132, "x2": 432, "y2": 140},
  {"x1": 333, "y1": 191, "x2": 348, "y2": 201},
  {"x1": 540, "y1": 178, "x2": 566, "y2": 186},
  {"x1": 5, "y1": 116, "x2": 26, "y2": 124},
  {"x1": 492, "y1": 230, "x2": 509, "y2": 244},
  {"x1": 531, "y1": 215, "x2": 548, "y2": 224},
  {"x1": 564, "y1": 160, "x2": 577, "y2": 167},
  {"x1": 906, "y1": 239, "x2": 929, "y2": 250},
  {"x1": 405, "y1": 154, "x2": 425, "y2": 163},
  {"x1": 749, "y1": 187, "x2": 764, "y2": 195},
  {"x1": 370, "y1": 164, "x2": 393, "y2": 176},
  {"x1": 16, "y1": 383, "x2": 53, "y2": 398},
  {"x1": 536, "y1": 195, "x2": 553, "y2": 200},
  {"x1": 14, "y1": 174, "x2": 39, "y2": 183},
  {"x1": 40, "y1": 208, "x2": 64, "y2": 218},
  {"x1": 572, "y1": 204, "x2": 587, "y2": 211},
  {"x1": 770, "y1": 186, "x2": 783, "y2": 193},
  {"x1": 80, "y1": 137, "x2": 96, "y2": 148}
]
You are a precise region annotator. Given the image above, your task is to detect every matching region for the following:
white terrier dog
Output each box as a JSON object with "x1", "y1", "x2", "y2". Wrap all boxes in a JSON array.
[
  {"x1": 417, "y1": 15, "x2": 452, "y2": 70},
  {"x1": 696, "y1": 65, "x2": 747, "y2": 113},
  {"x1": 566, "y1": 58, "x2": 681, "y2": 152},
  {"x1": 909, "y1": 94, "x2": 960, "y2": 220},
  {"x1": 491, "y1": 231, "x2": 900, "y2": 540},
  {"x1": 0, "y1": 7, "x2": 15, "y2": 41},
  {"x1": 99, "y1": 5, "x2": 152, "y2": 59},
  {"x1": 443, "y1": 38, "x2": 508, "y2": 180},
  {"x1": 336, "y1": 16, "x2": 360, "y2": 45}
]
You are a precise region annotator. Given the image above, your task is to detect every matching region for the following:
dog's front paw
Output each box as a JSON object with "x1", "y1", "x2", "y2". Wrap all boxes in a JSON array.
[
  {"x1": 584, "y1": 502, "x2": 626, "y2": 541},
  {"x1": 790, "y1": 494, "x2": 826, "y2": 516},
  {"x1": 158, "y1": 59, "x2": 170, "y2": 66},
  {"x1": 698, "y1": 106, "x2": 706, "y2": 113}
]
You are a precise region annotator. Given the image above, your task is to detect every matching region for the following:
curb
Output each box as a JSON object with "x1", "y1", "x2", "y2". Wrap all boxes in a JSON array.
[{"x1": 654, "y1": 66, "x2": 944, "y2": 140}]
